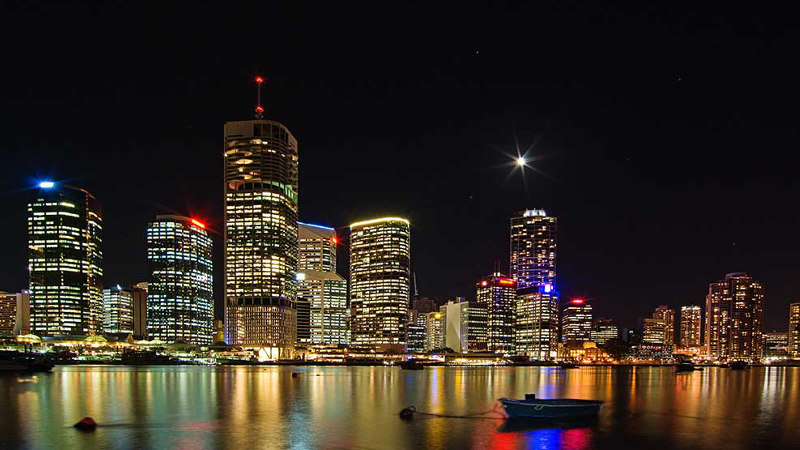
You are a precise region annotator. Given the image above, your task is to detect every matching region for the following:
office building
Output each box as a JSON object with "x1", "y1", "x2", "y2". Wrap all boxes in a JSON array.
[
  {"x1": 296, "y1": 296, "x2": 311, "y2": 344},
  {"x1": 146, "y1": 215, "x2": 213, "y2": 345},
  {"x1": 0, "y1": 292, "x2": 15, "y2": 333},
  {"x1": 102, "y1": 286, "x2": 134, "y2": 335},
  {"x1": 562, "y1": 298, "x2": 592, "y2": 343},
  {"x1": 224, "y1": 119, "x2": 299, "y2": 357},
  {"x1": 412, "y1": 296, "x2": 437, "y2": 314},
  {"x1": 477, "y1": 273, "x2": 516, "y2": 354},
  {"x1": 510, "y1": 209, "x2": 557, "y2": 290},
  {"x1": 591, "y1": 317, "x2": 618, "y2": 345},
  {"x1": 349, "y1": 217, "x2": 411, "y2": 351},
  {"x1": 298, "y1": 222, "x2": 336, "y2": 272},
  {"x1": 14, "y1": 291, "x2": 30, "y2": 335},
  {"x1": 440, "y1": 298, "x2": 469, "y2": 353},
  {"x1": 28, "y1": 182, "x2": 103, "y2": 337},
  {"x1": 763, "y1": 331, "x2": 789, "y2": 359},
  {"x1": 705, "y1": 272, "x2": 764, "y2": 361},
  {"x1": 790, "y1": 303, "x2": 800, "y2": 359},
  {"x1": 424, "y1": 311, "x2": 443, "y2": 351},
  {"x1": 407, "y1": 310, "x2": 427, "y2": 353},
  {"x1": 653, "y1": 305, "x2": 675, "y2": 346},
  {"x1": 132, "y1": 282, "x2": 148, "y2": 338},
  {"x1": 515, "y1": 284, "x2": 558, "y2": 360},
  {"x1": 680, "y1": 305, "x2": 702, "y2": 348},
  {"x1": 466, "y1": 301, "x2": 488, "y2": 353},
  {"x1": 643, "y1": 318, "x2": 666, "y2": 344}
]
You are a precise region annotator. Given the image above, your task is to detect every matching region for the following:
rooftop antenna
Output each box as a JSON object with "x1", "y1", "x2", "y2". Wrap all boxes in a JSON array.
[
  {"x1": 254, "y1": 75, "x2": 265, "y2": 119},
  {"x1": 413, "y1": 272, "x2": 419, "y2": 297}
]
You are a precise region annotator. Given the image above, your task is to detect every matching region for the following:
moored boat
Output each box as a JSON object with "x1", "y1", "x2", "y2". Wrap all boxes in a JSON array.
[
  {"x1": 500, "y1": 394, "x2": 602, "y2": 419},
  {"x1": 399, "y1": 359, "x2": 424, "y2": 370},
  {"x1": 729, "y1": 361, "x2": 749, "y2": 370},
  {"x1": 0, "y1": 351, "x2": 55, "y2": 372},
  {"x1": 675, "y1": 361, "x2": 701, "y2": 373}
]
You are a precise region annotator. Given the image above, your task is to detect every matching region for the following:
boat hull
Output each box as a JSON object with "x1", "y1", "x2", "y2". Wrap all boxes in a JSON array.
[{"x1": 500, "y1": 399, "x2": 602, "y2": 419}]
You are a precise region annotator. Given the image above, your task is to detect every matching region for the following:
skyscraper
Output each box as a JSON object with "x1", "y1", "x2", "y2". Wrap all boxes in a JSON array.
[
  {"x1": 653, "y1": 305, "x2": 675, "y2": 346},
  {"x1": 102, "y1": 286, "x2": 134, "y2": 335},
  {"x1": 562, "y1": 298, "x2": 592, "y2": 343},
  {"x1": 0, "y1": 292, "x2": 15, "y2": 333},
  {"x1": 28, "y1": 182, "x2": 103, "y2": 337},
  {"x1": 349, "y1": 217, "x2": 410, "y2": 351},
  {"x1": 297, "y1": 223, "x2": 348, "y2": 345},
  {"x1": 789, "y1": 303, "x2": 800, "y2": 359},
  {"x1": 406, "y1": 310, "x2": 427, "y2": 353},
  {"x1": 510, "y1": 209, "x2": 557, "y2": 290},
  {"x1": 590, "y1": 317, "x2": 619, "y2": 345},
  {"x1": 477, "y1": 273, "x2": 516, "y2": 354},
  {"x1": 424, "y1": 311, "x2": 443, "y2": 351},
  {"x1": 14, "y1": 291, "x2": 30, "y2": 335},
  {"x1": 132, "y1": 282, "x2": 148, "y2": 339},
  {"x1": 515, "y1": 284, "x2": 558, "y2": 360},
  {"x1": 680, "y1": 305, "x2": 702, "y2": 348},
  {"x1": 705, "y1": 272, "x2": 764, "y2": 361},
  {"x1": 440, "y1": 298, "x2": 469, "y2": 353},
  {"x1": 224, "y1": 119, "x2": 299, "y2": 357},
  {"x1": 146, "y1": 215, "x2": 213, "y2": 345}
]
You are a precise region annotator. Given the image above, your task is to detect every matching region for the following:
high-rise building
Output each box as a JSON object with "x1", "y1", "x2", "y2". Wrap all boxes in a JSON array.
[
  {"x1": 591, "y1": 317, "x2": 618, "y2": 345},
  {"x1": 224, "y1": 119, "x2": 299, "y2": 358},
  {"x1": 562, "y1": 298, "x2": 592, "y2": 343},
  {"x1": 477, "y1": 273, "x2": 516, "y2": 354},
  {"x1": 407, "y1": 310, "x2": 427, "y2": 353},
  {"x1": 424, "y1": 311, "x2": 443, "y2": 351},
  {"x1": 515, "y1": 284, "x2": 558, "y2": 360},
  {"x1": 296, "y1": 296, "x2": 311, "y2": 344},
  {"x1": 14, "y1": 291, "x2": 30, "y2": 335},
  {"x1": 297, "y1": 223, "x2": 348, "y2": 345},
  {"x1": 653, "y1": 305, "x2": 675, "y2": 346},
  {"x1": 132, "y1": 282, "x2": 148, "y2": 339},
  {"x1": 28, "y1": 182, "x2": 103, "y2": 337},
  {"x1": 466, "y1": 301, "x2": 488, "y2": 353},
  {"x1": 510, "y1": 209, "x2": 557, "y2": 290},
  {"x1": 763, "y1": 331, "x2": 789, "y2": 359},
  {"x1": 412, "y1": 296, "x2": 437, "y2": 314},
  {"x1": 440, "y1": 298, "x2": 469, "y2": 353},
  {"x1": 680, "y1": 305, "x2": 702, "y2": 348},
  {"x1": 349, "y1": 217, "x2": 411, "y2": 351},
  {"x1": 643, "y1": 318, "x2": 666, "y2": 344},
  {"x1": 102, "y1": 286, "x2": 134, "y2": 335},
  {"x1": 146, "y1": 215, "x2": 213, "y2": 345},
  {"x1": 789, "y1": 303, "x2": 800, "y2": 359},
  {"x1": 705, "y1": 272, "x2": 764, "y2": 361},
  {"x1": 0, "y1": 292, "x2": 16, "y2": 333}
]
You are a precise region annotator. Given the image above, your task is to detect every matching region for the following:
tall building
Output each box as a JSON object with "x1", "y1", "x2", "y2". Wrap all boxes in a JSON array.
[
  {"x1": 763, "y1": 331, "x2": 789, "y2": 359},
  {"x1": 407, "y1": 310, "x2": 427, "y2": 353},
  {"x1": 224, "y1": 119, "x2": 299, "y2": 357},
  {"x1": 680, "y1": 305, "x2": 702, "y2": 348},
  {"x1": 562, "y1": 298, "x2": 592, "y2": 343},
  {"x1": 102, "y1": 286, "x2": 134, "y2": 335},
  {"x1": 591, "y1": 317, "x2": 618, "y2": 345},
  {"x1": 477, "y1": 273, "x2": 516, "y2": 354},
  {"x1": 14, "y1": 291, "x2": 30, "y2": 335},
  {"x1": 515, "y1": 284, "x2": 558, "y2": 360},
  {"x1": 510, "y1": 209, "x2": 557, "y2": 290},
  {"x1": 349, "y1": 217, "x2": 411, "y2": 351},
  {"x1": 28, "y1": 182, "x2": 103, "y2": 337},
  {"x1": 412, "y1": 296, "x2": 437, "y2": 314},
  {"x1": 705, "y1": 272, "x2": 764, "y2": 361},
  {"x1": 440, "y1": 298, "x2": 469, "y2": 353},
  {"x1": 297, "y1": 223, "x2": 348, "y2": 345},
  {"x1": 0, "y1": 292, "x2": 16, "y2": 333},
  {"x1": 146, "y1": 215, "x2": 213, "y2": 345},
  {"x1": 424, "y1": 311, "x2": 443, "y2": 351},
  {"x1": 132, "y1": 282, "x2": 148, "y2": 339},
  {"x1": 653, "y1": 305, "x2": 675, "y2": 346},
  {"x1": 296, "y1": 296, "x2": 311, "y2": 344},
  {"x1": 789, "y1": 303, "x2": 800, "y2": 359},
  {"x1": 466, "y1": 301, "x2": 488, "y2": 353},
  {"x1": 642, "y1": 318, "x2": 666, "y2": 344}
]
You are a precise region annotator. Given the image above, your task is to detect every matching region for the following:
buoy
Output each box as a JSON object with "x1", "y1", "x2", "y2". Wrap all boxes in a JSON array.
[
  {"x1": 399, "y1": 406, "x2": 416, "y2": 420},
  {"x1": 291, "y1": 372, "x2": 299, "y2": 378},
  {"x1": 73, "y1": 417, "x2": 97, "y2": 432}
]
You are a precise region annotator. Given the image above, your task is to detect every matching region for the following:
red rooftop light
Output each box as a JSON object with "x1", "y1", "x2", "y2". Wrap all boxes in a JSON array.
[
  {"x1": 498, "y1": 278, "x2": 515, "y2": 286},
  {"x1": 191, "y1": 218, "x2": 206, "y2": 229},
  {"x1": 255, "y1": 76, "x2": 264, "y2": 84},
  {"x1": 255, "y1": 105, "x2": 264, "y2": 114},
  {"x1": 571, "y1": 298, "x2": 585, "y2": 305},
  {"x1": 331, "y1": 236, "x2": 339, "y2": 245}
]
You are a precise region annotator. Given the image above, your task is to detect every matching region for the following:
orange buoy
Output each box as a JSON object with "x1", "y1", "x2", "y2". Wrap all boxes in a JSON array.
[{"x1": 74, "y1": 417, "x2": 97, "y2": 431}]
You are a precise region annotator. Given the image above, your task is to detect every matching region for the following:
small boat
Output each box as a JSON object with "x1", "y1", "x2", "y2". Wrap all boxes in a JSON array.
[
  {"x1": 675, "y1": 361, "x2": 700, "y2": 373},
  {"x1": 500, "y1": 394, "x2": 602, "y2": 419},
  {"x1": 729, "y1": 361, "x2": 749, "y2": 370},
  {"x1": 557, "y1": 362, "x2": 579, "y2": 369},
  {"x1": 0, "y1": 351, "x2": 55, "y2": 373},
  {"x1": 399, "y1": 359, "x2": 424, "y2": 370}
]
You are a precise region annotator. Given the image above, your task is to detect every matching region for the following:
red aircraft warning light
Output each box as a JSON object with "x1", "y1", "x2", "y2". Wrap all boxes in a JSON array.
[
  {"x1": 498, "y1": 278, "x2": 515, "y2": 286},
  {"x1": 571, "y1": 298, "x2": 585, "y2": 305},
  {"x1": 254, "y1": 75, "x2": 265, "y2": 118},
  {"x1": 255, "y1": 76, "x2": 264, "y2": 84},
  {"x1": 190, "y1": 218, "x2": 206, "y2": 229}
]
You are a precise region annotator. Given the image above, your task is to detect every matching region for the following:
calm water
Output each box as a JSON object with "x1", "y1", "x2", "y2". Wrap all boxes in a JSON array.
[{"x1": 1, "y1": 365, "x2": 799, "y2": 449}]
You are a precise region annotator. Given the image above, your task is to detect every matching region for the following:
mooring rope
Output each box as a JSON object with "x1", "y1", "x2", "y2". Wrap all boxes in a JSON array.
[{"x1": 399, "y1": 402, "x2": 506, "y2": 420}]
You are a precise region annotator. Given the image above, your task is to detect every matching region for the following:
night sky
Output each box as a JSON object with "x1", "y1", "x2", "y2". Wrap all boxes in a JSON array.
[{"x1": 1, "y1": 2, "x2": 798, "y2": 330}]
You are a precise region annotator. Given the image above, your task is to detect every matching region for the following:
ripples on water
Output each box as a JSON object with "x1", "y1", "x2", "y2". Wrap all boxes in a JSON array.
[{"x1": 0, "y1": 366, "x2": 798, "y2": 449}]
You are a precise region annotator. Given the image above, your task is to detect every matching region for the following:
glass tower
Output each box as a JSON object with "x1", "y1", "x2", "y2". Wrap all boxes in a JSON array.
[
  {"x1": 705, "y1": 272, "x2": 763, "y2": 362},
  {"x1": 102, "y1": 285, "x2": 134, "y2": 334},
  {"x1": 146, "y1": 215, "x2": 213, "y2": 345},
  {"x1": 680, "y1": 305, "x2": 702, "y2": 348},
  {"x1": 476, "y1": 273, "x2": 517, "y2": 355},
  {"x1": 349, "y1": 217, "x2": 410, "y2": 350},
  {"x1": 515, "y1": 284, "x2": 558, "y2": 360},
  {"x1": 562, "y1": 299, "x2": 593, "y2": 343},
  {"x1": 224, "y1": 119, "x2": 299, "y2": 358},
  {"x1": 28, "y1": 183, "x2": 103, "y2": 337},
  {"x1": 510, "y1": 209, "x2": 557, "y2": 290}
]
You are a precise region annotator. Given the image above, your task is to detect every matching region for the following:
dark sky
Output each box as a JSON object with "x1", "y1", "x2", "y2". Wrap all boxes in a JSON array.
[{"x1": 1, "y1": 1, "x2": 798, "y2": 330}]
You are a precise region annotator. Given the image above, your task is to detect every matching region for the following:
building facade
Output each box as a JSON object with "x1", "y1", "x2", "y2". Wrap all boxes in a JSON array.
[
  {"x1": 102, "y1": 286, "x2": 134, "y2": 335},
  {"x1": 562, "y1": 298, "x2": 592, "y2": 343},
  {"x1": 590, "y1": 317, "x2": 618, "y2": 345},
  {"x1": 763, "y1": 331, "x2": 789, "y2": 359},
  {"x1": 14, "y1": 291, "x2": 30, "y2": 335},
  {"x1": 407, "y1": 310, "x2": 427, "y2": 353},
  {"x1": 132, "y1": 282, "x2": 148, "y2": 339},
  {"x1": 652, "y1": 305, "x2": 675, "y2": 346},
  {"x1": 510, "y1": 209, "x2": 557, "y2": 290},
  {"x1": 515, "y1": 285, "x2": 558, "y2": 360},
  {"x1": 349, "y1": 217, "x2": 411, "y2": 351},
  {"x1": 705, "y1": 272, "x2": 764, "y2": 361},
  {"x1": 440, "y1": 299, "x2": 469, "y2": 353},
  {"x1": 146, "y1": 215, "x2": 213, "y2": 345},
  {"x1": 680, "y1": 305, "x2": 702, "y2": 348},
  {"x1": 224, "y1": 119, "x2": 299, "y2": 357},
  {"x1": 790, "y1": 303, "x2": 800, "y2": 359},
  {"x1": 28, "y1": 182, "x2": 103, "y2": 337},
  {"x1": 0, "y1": 292, "x2": 16, "y2": 333},
  {"x1": 477, "y1": 273, "x2": 516, "y2": 354},
  {"x1": 424, "y1": 311, "x2": 443, "y2": 351}
]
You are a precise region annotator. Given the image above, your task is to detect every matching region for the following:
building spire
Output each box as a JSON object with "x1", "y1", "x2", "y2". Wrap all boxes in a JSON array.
[{"x1": 254, "y1": 76, "x2": 265, "y2": 119}]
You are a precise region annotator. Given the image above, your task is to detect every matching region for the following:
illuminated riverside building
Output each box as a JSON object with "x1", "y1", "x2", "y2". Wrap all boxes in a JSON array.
[
  {"x1": 0, "y1": 292, "x2": 15, "y2": 333},
  {"x1": 14, "y1": 291, "x2": 30, "y2": 335},
  {"x1": 590, "y1": 317, "x2": 618, "y2": 345},
  {"x1": 28, "y1": 182, "x2": 103, "y2": 337},
  {"x1": 297, "y1": 223, "x2": 348, "y2": 345},
  {"x1": 763, "y1": 331, "x2": 789, "y2": 359},
  {"x1": 407, "y1": 310, "x2": 426, "y2": 353},
  {"x1": 349, "y1": 217, "x2": 410, "y2": 351},
  {"x1": 680, "y1": 305, "x2": 702, "y2": 348},
  {"x1": 224, "y1": 119, "x2": 299, "y2": 357},
  {"x1": 650, "y1": 305, "x2": 675, "y2": 346},
  {"x1": 562, "y1": 298, "x2": 592, "y2": 343},
  {"x1": 515, "y1": 284, "x2": 558, "y2": 360},
  {"x1": 790, "y1": 303, "x2": 800, "y2": 358},
  {"x1": 102, "y1": 286, "x2": 133, "y2": 334},
  {"x1": 440, "y1": 298, "x2": 487, "y2": 353},
  {"x1": 477, "y1": 273, "x2": 516, "y2": 354},
  {"x1": 510, "y1": 209, "x2": 557, "y2": 290},
  {"x1": 705, "y1": 272, "x2": 764, "y2": 361},
  {"x1": 146, "y1": 215, "x2": 213, "y2": 345},
  {"x1": 425, "y1": 311, "x2": 443, "y2": 351}
]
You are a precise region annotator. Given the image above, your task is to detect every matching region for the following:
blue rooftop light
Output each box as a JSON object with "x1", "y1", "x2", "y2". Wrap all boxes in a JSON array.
[
  {"x1": 38, "y1": 181, "x2": 55, "y2": 189},
  {"x1": 298, "y1": 221, "x2": 334, "y2": 230}
]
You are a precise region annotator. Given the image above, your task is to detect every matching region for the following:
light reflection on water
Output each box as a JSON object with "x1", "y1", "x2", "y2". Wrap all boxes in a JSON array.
[{"x1": 0, "y1": 366, "x2": 798, "y2": 449}]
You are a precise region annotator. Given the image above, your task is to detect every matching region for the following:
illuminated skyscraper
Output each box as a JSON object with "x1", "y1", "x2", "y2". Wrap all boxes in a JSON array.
[
  {"x1": 562, "y1": 298, "x2": 592, "y2": 343},
  {"x1": 653, "y1": 305, "x2": 675, "y2": 346},
  {"x1": 705, "y1": 272, "x2": 764, "y2": 361},
  {"x1": 406, "y1": 310, "x2": 427, "y2": 353},
  {"x1": 789, "y1": 303, "x2": 800, "y2": 359},
  {"x1": 510, "y1": 209, "x2": 557, "y2": 290},
  {"x1": 132, "y1": 282, "x2": 148, "y2": 338},
  {"x1": 424, "y1": 311, "x2": 443, "y2": 351},
  {"x1": 477, "y1": 273, "x2": 516, "y2": 354},
  {"x1": 297, "y1": 223, "x2": 348, "y2": 345},
  {"x1": 349, "y1": 217, "x2": 410, "y2": 350},
  {"x1": 590, "y1": 318, "x2": 618, "y2": 345},
  {"x1": 102, "y1": 286, "x2": 133, "y2": 335},
  {"x1": 515, "y1": 284, "x2": 558, "y2": 360},
  {"x1": 0, "y1": 292, "x2": 15, "y2": 333},
  {"x1": 28, "y1": 182, "x2": 103, "y2": 337},
  {"x1": 14, "y1": 291, "x2": 30, "y2": 335},
  {"x1": 680, "y1": 305, "x2": 702, "y2": 348},
  {"x1": 146, "y1": 215, "x2": 213, "y2": 345},
  {"x1": 224, "y1": 119, "x2": 299, "y2": 357}
]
